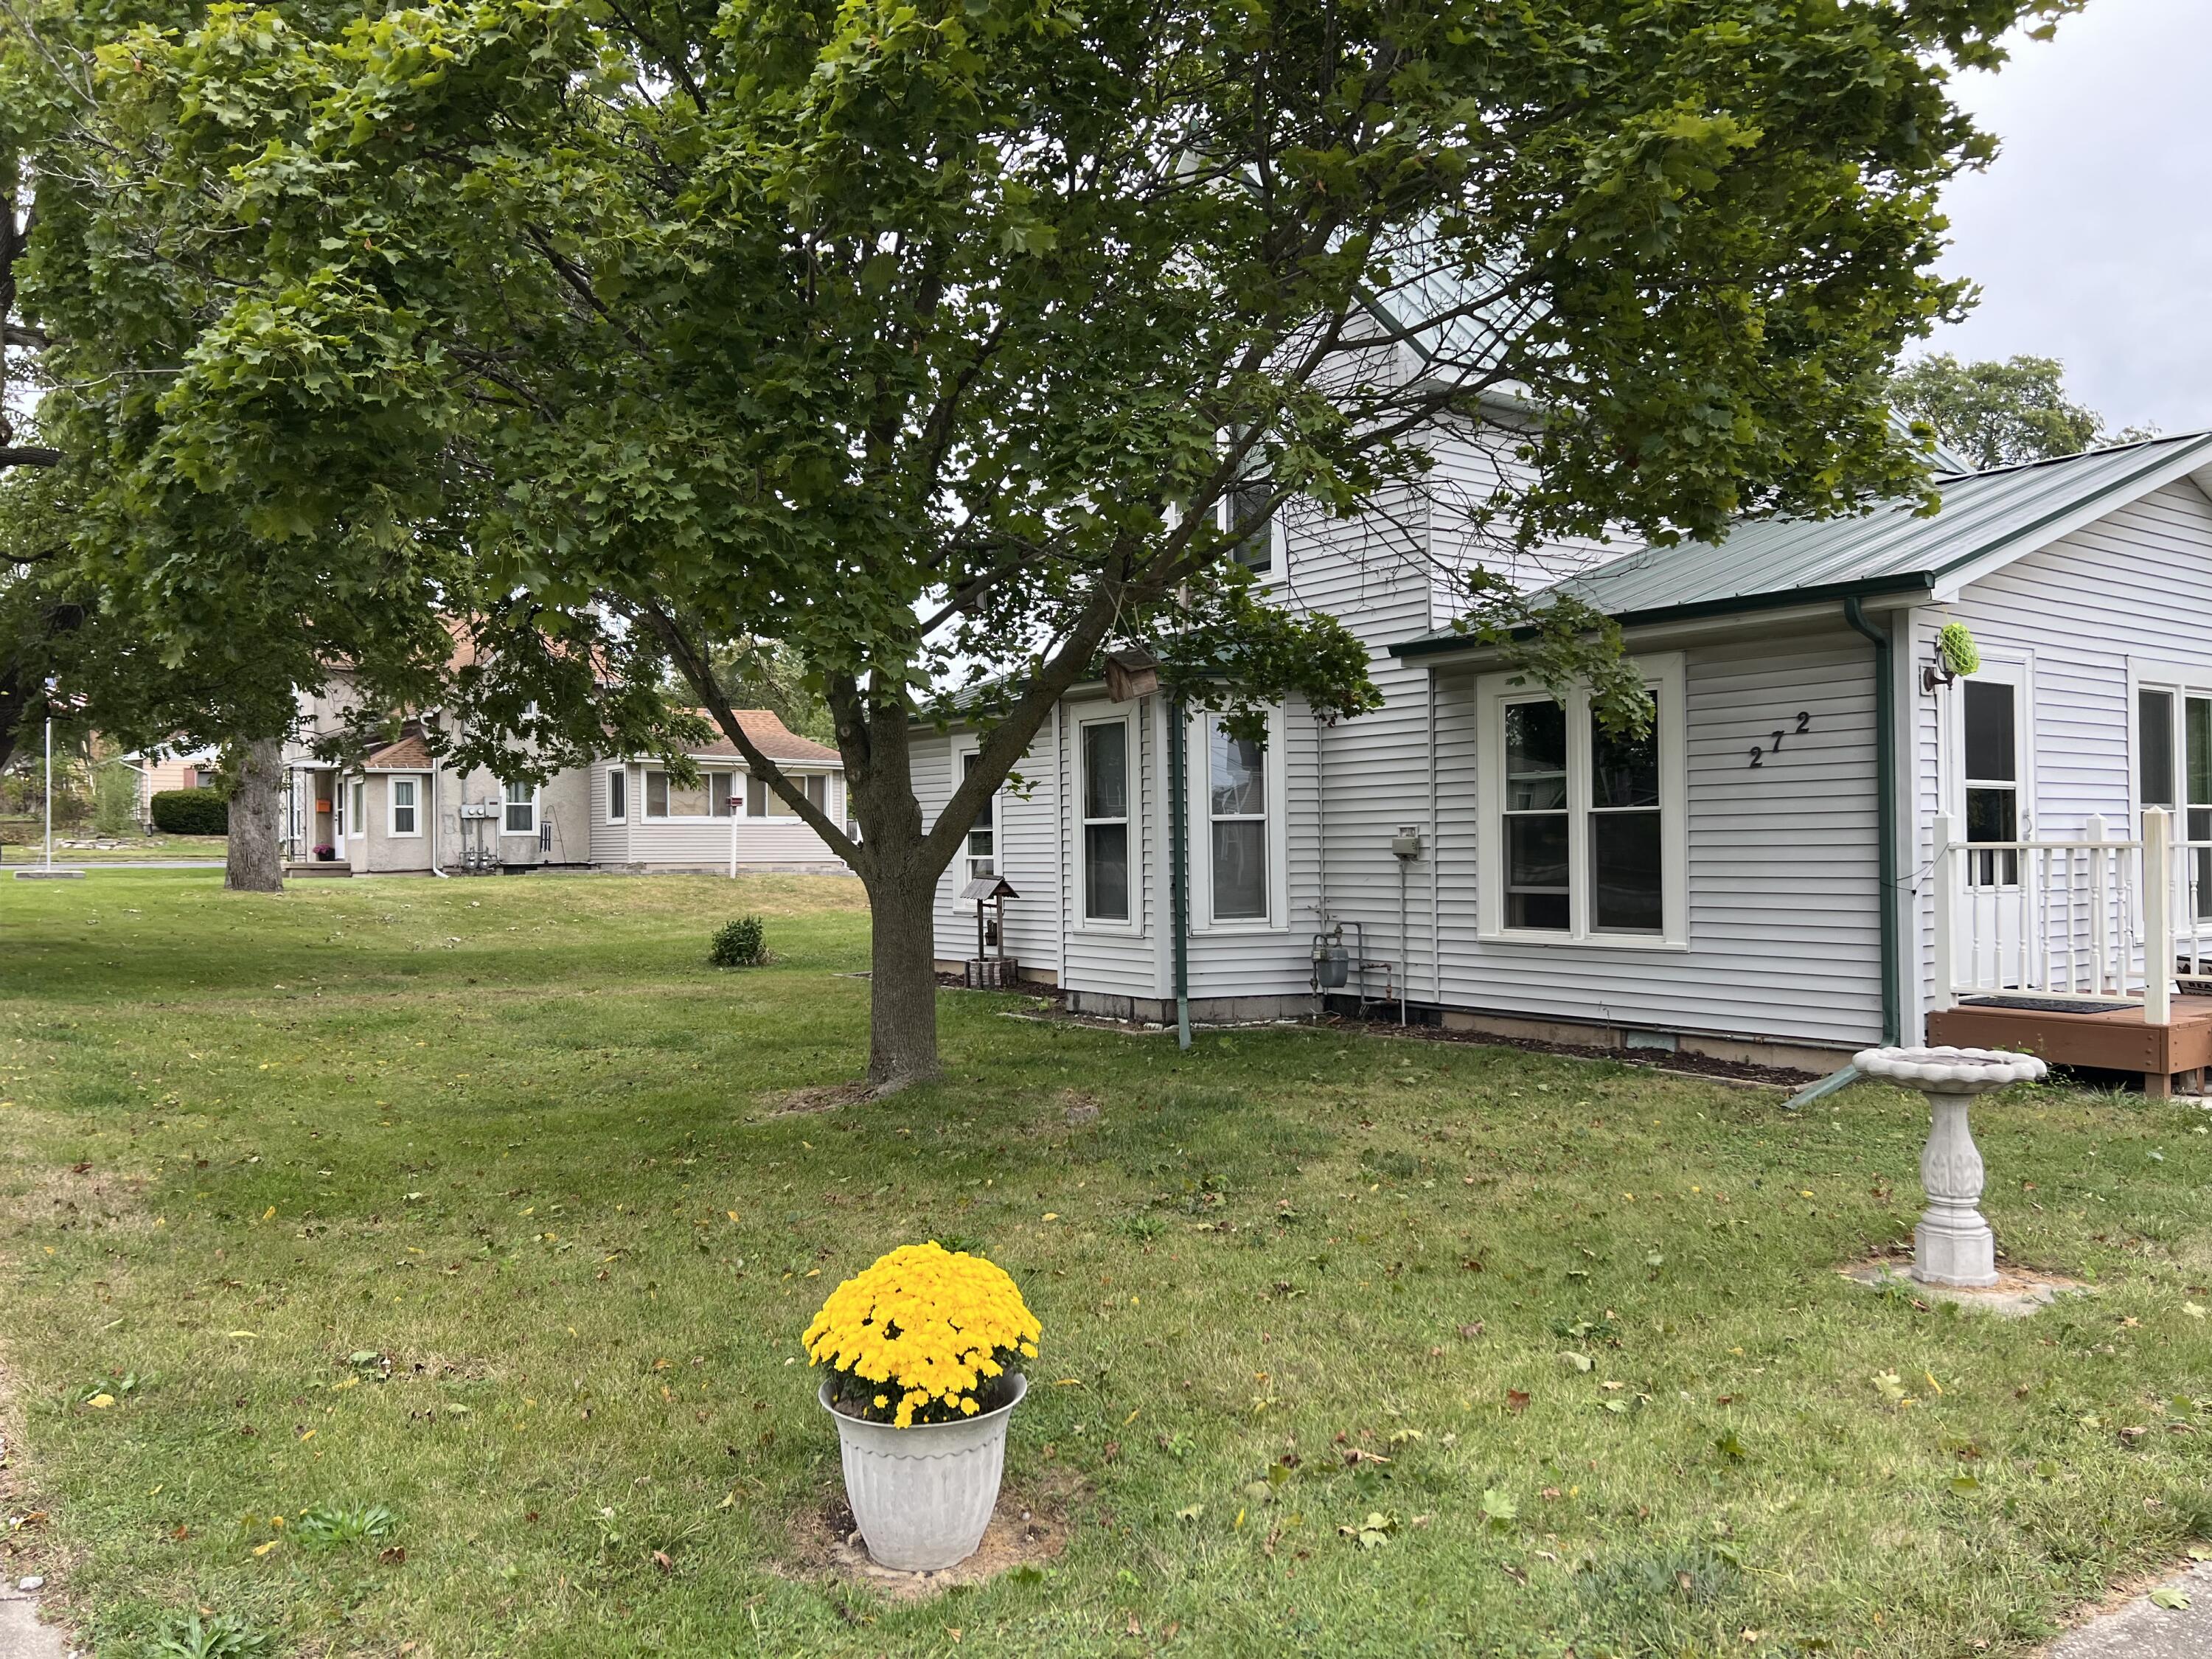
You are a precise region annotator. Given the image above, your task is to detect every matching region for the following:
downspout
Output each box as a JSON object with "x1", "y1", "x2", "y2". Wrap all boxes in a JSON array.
[
  {"x1": 428, "y1": 762, "x2": 449, "y2": 877},
  {"x1": 1169, "y1": 697, "x2": 1192, "y2": 1051},
  {"x1": 1843, "y1": 597, "x2": 1900, "y2": 1045}
]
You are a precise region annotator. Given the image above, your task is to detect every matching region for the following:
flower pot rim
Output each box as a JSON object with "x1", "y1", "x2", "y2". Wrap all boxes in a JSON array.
[{"x1": 817, "y1": 1368, "x2": 1029, "y2": 1433}]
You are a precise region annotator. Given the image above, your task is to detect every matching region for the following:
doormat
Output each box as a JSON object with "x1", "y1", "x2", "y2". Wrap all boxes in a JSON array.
[{"x1": 1958, "y1": 995, "x2": 2139, "y2": 1015}]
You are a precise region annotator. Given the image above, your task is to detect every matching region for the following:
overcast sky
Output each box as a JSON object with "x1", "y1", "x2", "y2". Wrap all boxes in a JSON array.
[{"x1": 1922, "y1": 0, "x2": 2212, "y2": 436}]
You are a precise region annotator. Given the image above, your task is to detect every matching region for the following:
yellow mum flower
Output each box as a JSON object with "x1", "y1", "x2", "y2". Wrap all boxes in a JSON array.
[{"x1": 807, "y1": 1242, "x2": 1042, "y2": 1428}]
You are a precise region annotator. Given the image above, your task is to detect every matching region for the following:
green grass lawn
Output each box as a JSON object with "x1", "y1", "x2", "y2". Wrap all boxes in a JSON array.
[{"x1": 3, "y1": 871, "x2": 2210, "y2": 1658}]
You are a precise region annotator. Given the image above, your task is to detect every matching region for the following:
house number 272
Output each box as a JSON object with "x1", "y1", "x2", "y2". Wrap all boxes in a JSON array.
[{"x1": 1748, "y1": 712, "x2": 1812, "y2": 768}]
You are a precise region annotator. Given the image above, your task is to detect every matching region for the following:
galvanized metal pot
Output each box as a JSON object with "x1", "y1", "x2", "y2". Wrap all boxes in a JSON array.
[{"x1": 819, "y1": 1372, "x2": 1027, "y2": 1571}]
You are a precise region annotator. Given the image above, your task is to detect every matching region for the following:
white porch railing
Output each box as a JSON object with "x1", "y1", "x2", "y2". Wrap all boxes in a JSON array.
[{"x1": 1932, "y1": 807, "x2": 2174, "y2": 1025}]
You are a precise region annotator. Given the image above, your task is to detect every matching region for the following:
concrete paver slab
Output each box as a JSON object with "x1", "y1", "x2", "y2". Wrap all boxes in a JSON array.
[{"x1": 2043, "y1": 1561, "x2": 2212, "y2": 1658}]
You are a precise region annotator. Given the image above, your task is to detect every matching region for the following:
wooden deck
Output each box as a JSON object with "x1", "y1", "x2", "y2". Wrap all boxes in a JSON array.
[{"x1": 1927, "y1": 995, "x2": 2212, "y2": 1097}]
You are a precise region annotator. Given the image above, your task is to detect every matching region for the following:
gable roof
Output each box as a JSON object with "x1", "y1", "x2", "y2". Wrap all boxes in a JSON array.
[
  {"x1": 1394, "y1": 430, "x2": 2212, "y2": 655},
  {"x1": 364, "y1": 732, "x2": 433, "y2": 771},
  {"x1": 686, "y1": 709, "x2": 839, "y2": 766}
]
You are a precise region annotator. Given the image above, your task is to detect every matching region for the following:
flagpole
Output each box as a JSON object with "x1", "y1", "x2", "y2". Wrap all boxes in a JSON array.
[{"x1": 44, "y1": 717, "x2": 53, "y2": 870}]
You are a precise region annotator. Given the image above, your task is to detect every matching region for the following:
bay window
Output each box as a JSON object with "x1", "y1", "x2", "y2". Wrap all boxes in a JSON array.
[
  {"x1": 1478, "y1": 655, "x2": 1684, "y2": 945},
  {"x1": 1207, "y1": 723, "x2": 1267, "y2": 921}
]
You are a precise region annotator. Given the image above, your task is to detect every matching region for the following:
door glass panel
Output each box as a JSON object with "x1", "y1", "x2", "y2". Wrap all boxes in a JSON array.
[{"x1": 1964, "y1": 680, "x2": 2015, "y2": 782}]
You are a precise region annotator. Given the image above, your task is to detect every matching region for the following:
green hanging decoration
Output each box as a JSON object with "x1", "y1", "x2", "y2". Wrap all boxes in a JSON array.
[{"x1": 1936, "y1": 622, "x2": 1980, "y2": 678}]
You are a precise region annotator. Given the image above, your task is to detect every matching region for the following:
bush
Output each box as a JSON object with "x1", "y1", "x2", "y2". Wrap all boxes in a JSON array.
[
  {"x1": 709, "y1": 916, "x2": 768, "y2": 967},
  {"x1": 150, "y1": 787, "x2": 228, "y2": 835},
  {"x1": 95, "y1": 761, "x2": 139, "y2": 836}
]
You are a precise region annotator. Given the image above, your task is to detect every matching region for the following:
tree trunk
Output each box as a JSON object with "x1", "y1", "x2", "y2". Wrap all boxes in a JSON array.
[
  {"x1": 224, "y1": 735, "x2": 285, "y2": 893},
  {"x1": 863, "y1": 859, "x2": 942, "y2": 1092}
]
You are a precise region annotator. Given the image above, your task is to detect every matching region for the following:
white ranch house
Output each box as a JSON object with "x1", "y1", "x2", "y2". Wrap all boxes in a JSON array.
[
  {"x1": 914, "y1": 428, "x2": 2212, "y2": 1091},
  {"x1": 279, "y1": 701, "x2": 850, "y2": 877}
]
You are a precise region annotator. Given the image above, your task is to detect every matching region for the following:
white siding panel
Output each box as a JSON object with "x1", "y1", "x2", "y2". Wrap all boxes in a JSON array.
[
  {"x1": 1433, "y1": 633, "x2": 1885, "y2": 1047},
  {"x1": 1908, "y1": 479, "x2": 2212, "y2": 1025}
]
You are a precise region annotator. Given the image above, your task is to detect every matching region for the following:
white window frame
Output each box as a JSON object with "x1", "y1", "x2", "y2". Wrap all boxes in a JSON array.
[
  {"x1": 501, "y1": 779, "x2": 540, "y2": 837},
  {"x1": 1189, "y1": 706, "x2": 1288, "y2": 932},
  {"x1": 956, "y1": 745, "x2": 999, "y2": 883},
  {"x1": 388, "y1": 774, "x2": 422, "y2": 838},
  {"x1": 606, "y1": 765, "x2": 627, "y2": 824},
  {"x1": 1941, "y1": 653, "x2": 2033, "y2": 888},
  {"x1": 349, "y1": 779, "x2": 366, "y2": 845},
  {"x1": 1077, "y1": 713, "x2": 1139, "y2": 933},
  {"x1": 2134, "y1": 659, "x2": 2212, "y2": 923},
  {"x1": 1475, "y1": 653, "x2": 1686, "y2": 948},
  {"x1": 641, "y1": 767, "x2": 728, "y2": 822}
]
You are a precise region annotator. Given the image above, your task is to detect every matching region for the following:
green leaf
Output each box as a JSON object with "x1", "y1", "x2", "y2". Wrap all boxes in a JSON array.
[{"x1": 2150, "y1": 1587, "x2": 2191, "y2": 1610}]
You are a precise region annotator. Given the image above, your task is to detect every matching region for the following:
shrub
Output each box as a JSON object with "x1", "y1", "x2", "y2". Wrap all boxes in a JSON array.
[
  {"x1": 94, "y1": 761, "x2": 139, "y2": 836},
  {"x1": 709, "y1": 915, "x2": 768, "y2": 967},
  {"x1": 150, "y1": 787, "x2": 228, "y2": 835}
]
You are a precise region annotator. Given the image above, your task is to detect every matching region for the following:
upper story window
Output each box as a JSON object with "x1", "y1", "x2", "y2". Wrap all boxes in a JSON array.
[
  {"x1": 1208, "y1": 724, "x2": 1267, "y2": 920},
  {"x1": 504, "y1": 779, "x2": 537, "y2": 835},
  {"x1": 1082, "y1": 720, "x2": 1131, "y2": 924},
  {"x1": 1477, "y1": 655, "x2": 1685, "y2": 947}
]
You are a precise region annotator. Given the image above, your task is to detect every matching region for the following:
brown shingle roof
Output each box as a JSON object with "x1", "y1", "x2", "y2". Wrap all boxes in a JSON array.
[
  {"x1": 364, "y1": 733, "x2": 434, "y2": 771},
  {"x1": 689, "y1": 710, "x2": 840, "y2": 765}
]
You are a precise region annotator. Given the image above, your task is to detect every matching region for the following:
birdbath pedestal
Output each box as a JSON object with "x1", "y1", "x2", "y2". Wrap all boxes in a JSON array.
[{"x1": 1852, "y1": 1046, "x2": 2048, "y2": 1288}]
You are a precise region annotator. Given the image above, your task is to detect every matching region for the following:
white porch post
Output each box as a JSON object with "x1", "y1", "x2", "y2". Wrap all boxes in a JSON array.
[
  {"x1": 2144, "y1": 806, "x2": 2174, "y2": 1026},
  {"x1": 1930, "y1": 813, "x2": 1956, "y2": 1012}
]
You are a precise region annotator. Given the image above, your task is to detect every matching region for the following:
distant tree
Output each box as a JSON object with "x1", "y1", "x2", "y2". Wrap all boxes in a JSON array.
[
  {"x1": 1890, "y1": 353, "x2": 2152, "y2": 471},
  {"x1": 706, "y1": 640, "x2": 837, "y2": 748}
]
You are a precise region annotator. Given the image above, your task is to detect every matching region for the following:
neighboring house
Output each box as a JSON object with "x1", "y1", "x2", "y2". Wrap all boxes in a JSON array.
[
  {"x1": 116, "y1": 742, "x2": 220, "y2": 830},
  {"x1": 280, "y1": 698, "x2": 849, "y2": 876},
  {"x1": 912, "y1": 426, "x2": 2212, "y2": 1087}
]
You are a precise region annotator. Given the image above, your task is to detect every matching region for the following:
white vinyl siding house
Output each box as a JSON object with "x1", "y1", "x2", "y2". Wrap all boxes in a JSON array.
[{"x1": 913, "y1": 425, "x2": 2212, "y2": 1071}]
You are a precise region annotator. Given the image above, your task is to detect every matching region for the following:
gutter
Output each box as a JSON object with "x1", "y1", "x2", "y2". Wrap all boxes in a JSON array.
[
  {"x1": 1389, "y1": 572, "x2": 1938, "y2": 661},
  {"x1": 1842, "y1": 597, "x2": 1901, "y2": 1046}
]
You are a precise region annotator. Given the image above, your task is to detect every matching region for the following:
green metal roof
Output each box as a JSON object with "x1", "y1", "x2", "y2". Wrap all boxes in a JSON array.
[{"x1": 1394, "y1": 430, "x2": 2212, "y2": 656}]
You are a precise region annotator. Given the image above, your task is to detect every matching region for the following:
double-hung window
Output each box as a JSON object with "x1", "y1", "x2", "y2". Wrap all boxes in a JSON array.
[
  {"x1": 961, "y1": 751, "x2": 997, "y2": 881},
  {"x1": 504, "y1": 779, "x2": 537, "y2": 835},
  {"x1": 1208, "y1": 723, "x2": 1267, "y2": 921},
  {"x1": 389, "y1": 776, "x2": 420, "y2": 837},
  {"x1": 1082, "y1": 720, "x2": 1131, "y2": 923},
  {"x1": 1478, "y1": 655, "x2": 1684, "y2": 945}
]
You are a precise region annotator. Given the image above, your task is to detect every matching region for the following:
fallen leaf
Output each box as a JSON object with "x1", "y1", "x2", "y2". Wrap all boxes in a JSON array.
[
  {"x1": 2151, "y1": 1587, "x2": 2191, "y2": 1610},
  {"x1": 1506, "y1": 1389, "x2": 1531, "y2": 1414},
  {"x1": 652, "y1": 1550, "x2": 673, "y2": 1573}
]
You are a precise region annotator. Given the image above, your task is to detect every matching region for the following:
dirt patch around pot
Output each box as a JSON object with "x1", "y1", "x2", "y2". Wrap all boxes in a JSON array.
[
  {"x1": 1838, "y1": 1248, "x2": 2091, "y2": 1317},
  {"x1": 782, "y1": 1472, "x2": 1081, "y2": 1602}
]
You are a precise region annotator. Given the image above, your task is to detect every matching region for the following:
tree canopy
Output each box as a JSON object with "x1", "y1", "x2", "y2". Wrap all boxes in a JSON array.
[
  {"x1": 4, "y1": 0, "x2": 2082, "y2": 1080},
  {"x1": 1890, "y1": 352, "x2": 2152, "y2": 472}
]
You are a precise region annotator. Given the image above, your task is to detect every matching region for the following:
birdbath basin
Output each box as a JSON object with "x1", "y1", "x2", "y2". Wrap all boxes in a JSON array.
[{"x1": 1853, "y1": 1046, "x2": 2047, "y2": 1288}]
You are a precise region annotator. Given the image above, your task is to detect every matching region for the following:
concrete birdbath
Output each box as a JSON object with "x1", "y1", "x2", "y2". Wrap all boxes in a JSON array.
[{"x1": 1852, "y1": 1046, "x2": 2047, "y2": 1288}]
